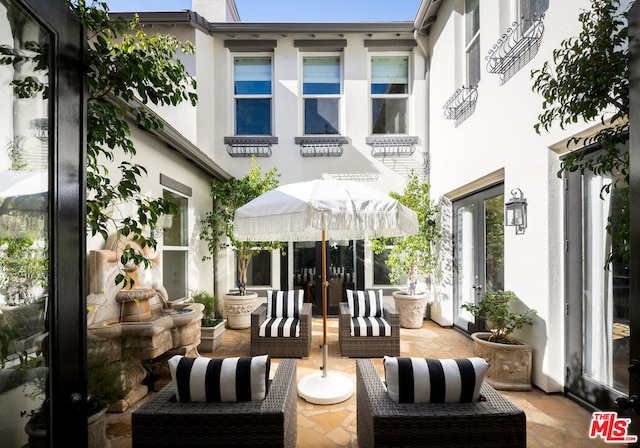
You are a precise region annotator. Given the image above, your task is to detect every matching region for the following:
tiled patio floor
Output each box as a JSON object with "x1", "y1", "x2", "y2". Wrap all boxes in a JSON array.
[{"x1": 107, "y1": 318, "x2": 610, "y2": 447}]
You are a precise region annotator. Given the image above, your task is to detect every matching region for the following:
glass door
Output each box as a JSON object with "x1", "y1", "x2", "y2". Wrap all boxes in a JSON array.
[
  {"x1": 565, "y1": 162, "x2": 630, "y2": 411},
  {"x1": 292, "y1": 240, "x2": 355, "y2": 316},
  {"x1": 453, "y1": 184, "x2": 504, "y2": 333}
]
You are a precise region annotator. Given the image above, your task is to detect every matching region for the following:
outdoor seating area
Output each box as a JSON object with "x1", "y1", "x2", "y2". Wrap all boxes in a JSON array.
[{"x1": 107, "y1": 316, "x2": 610, "y2": 448}]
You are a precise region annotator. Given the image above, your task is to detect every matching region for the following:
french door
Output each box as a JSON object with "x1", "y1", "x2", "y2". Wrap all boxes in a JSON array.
[{"x1": 452, "y1": 184, "x2": 505, "y2": 333}]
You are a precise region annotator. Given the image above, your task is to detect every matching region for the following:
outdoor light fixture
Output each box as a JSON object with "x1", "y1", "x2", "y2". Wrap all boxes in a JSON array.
[
  {"x1": 505, "y1": 188, "x2": 527, "y2": 235},
  {"x1": 151, "y1": 214, "x2": 174, "y2": 239}
]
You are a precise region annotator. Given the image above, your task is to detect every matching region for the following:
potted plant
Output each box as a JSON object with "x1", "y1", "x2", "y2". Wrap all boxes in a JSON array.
[
  {"x1": 191, "y1": 290, "x2": 225, "y2": 352},
  {"x1": 200, "y1": 157, "x2": 286, "y2": 329},
  {"x1": 461, "y1": 289, "x2": 537, "y2": 391},
  {"x1": 370, "y1": 171, "x2": 441, "y2": 328}
]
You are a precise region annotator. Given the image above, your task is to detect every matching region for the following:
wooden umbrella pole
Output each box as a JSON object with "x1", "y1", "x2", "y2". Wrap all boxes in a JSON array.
[{"x1": 321, "y1": 228, "x2": 329, "y2": 377}]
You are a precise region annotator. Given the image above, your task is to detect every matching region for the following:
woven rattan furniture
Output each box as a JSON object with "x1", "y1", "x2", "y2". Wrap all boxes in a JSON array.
[
  {"x1": 132, "y1": 358, "x2": 297, "y2": 448},
  {"x1": 251, "y1": 302, "x2": 312, "y2": 357},
  {"x1": 356, "y1": 358, "x2": 526, "y2": 447},
  {"x1": 339, "y1": 302, "x2": 400, "y2": 357}
]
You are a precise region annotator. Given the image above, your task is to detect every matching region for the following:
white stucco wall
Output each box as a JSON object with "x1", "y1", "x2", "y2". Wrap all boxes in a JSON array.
[{"x1": 425, "y1": 0, "x2": 593, "y2": 392}]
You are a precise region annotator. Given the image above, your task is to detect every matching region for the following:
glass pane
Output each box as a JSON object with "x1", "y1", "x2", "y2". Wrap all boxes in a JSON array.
[
  {"x1": 246, "y1": 250, "x2": 271, "y2": 286},
  {"x1": 465, "y1": 0, "x2": 480, "y2": 44},
  {"x1": 304, "y1": 98, "x2": 339, "y2": 134},
  {"x1": 163, "y1": 250, "x2": 187, "y2": 300},
  {"x1": 582, "y1": 171, "x2": 629, "y2": 393},
  {"x1": 0, "y1": 2, "x2": 50, "y2": 445},
  {"x1": 236, "y1": 98, "x2": 271, "y2": 135},
  {"x1": 373, "y1": 248, "x2": 406, "y2": 286},
  {"x1": 484, "y1": 195, "x2": 504, "y2": 291},
  {"x1": 303, "y1": 57, "x2": 340, "y2": 94},
  {"x1": 456, "y1": 204, "x2": 475, "y2": 324},
  {"x1": 371, "y1": 56, "x2": 408, "y2": 94},
  {"x1": 372, "y1": 98, "x2": 407, "y2": 134},
  {"x1": 466, "y1": 38, "x2": 481, "y2": 86},
  {"x1": 162, "y1": 190, "x2": 187, "y2": 247},
  {"x1": 328, "y1": 240, "x2": 354, "y2": 304},
  {"x1": 234, "y1": 57, "x2": 271, "y2": 95}
]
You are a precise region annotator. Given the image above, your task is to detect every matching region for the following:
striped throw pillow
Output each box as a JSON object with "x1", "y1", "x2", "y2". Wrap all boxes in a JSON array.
[
  {"x1": 346, "y1": 289, "x2": 383, "y2": 317},
  {"x1": 168, "y1": 354, "x2": 270, "y2": 403},
  {"x1": 267, "y1": 290, "x2": 303, "y2": 318},
  {"x1": 383, "y1": 356, "x2": 489, "y2": 403}
]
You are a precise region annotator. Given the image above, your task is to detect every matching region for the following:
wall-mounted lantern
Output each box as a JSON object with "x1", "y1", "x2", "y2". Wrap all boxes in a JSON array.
[
  {"x1": 505, "y1": 188, "x2": 527, "y2": 235},
  {"x1": 151, "y1": 214, "x2": 174, "y2": 239}
]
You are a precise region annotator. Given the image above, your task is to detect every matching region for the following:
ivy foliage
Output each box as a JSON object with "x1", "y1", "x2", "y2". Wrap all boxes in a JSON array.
[
  {"x1": 370, "y1": 171, "x2": 441, "y2": 289},
  {"x1": 67, "y1": 0, "x2": 197, "y2": 286},
  {"x1": 200, "y1": 157, "x2": 286, "y2": 295},
  {"x1": 531, "y1": 0, "x2": 632, "y2": 266}
]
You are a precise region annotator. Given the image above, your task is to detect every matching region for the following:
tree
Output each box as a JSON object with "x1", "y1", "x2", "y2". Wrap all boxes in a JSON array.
[
  {"x1": 531, "y1": 0, "x2": 632, "y2": 265},
  {"x1": 200, "y1": 157, "x2": 286, "y2": 295},
  {"x1": 370, "y1": 171, "x2": 440, "y2": 292}
]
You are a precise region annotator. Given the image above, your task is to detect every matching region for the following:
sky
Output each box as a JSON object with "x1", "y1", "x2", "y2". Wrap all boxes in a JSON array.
[{"x1": 104, "y1": 0, "x2": 422, "y2": 22}]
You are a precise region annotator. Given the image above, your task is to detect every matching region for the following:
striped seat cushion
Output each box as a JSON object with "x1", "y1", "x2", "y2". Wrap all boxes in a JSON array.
[
  {"x1": 168, "y1": 354, "x2": 270, "y2": 403},
  {"x1": 347, "y1": 289, "x2": 383, "y2": 317},
  {"x1": 259, "y1": 317, "x2": 300, "y2": 337},
  {"x1": 350, "y1": 316, "x2": 392, "y2": 337},
  {"x1": 383, "y1": 356, "x2": 489, "y2": 403},
  {"x1": 267, "y1": 290, "x2": 303, "y2": 318}
]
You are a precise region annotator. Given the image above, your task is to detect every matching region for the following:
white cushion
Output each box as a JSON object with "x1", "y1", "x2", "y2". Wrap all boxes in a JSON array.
[
  {"x1": 267, "y1": 290, "x2": 303, "y2": 318},
  {"x1": 346, "y1": 289, "x2": 383, "y2": 317},
  {"x1": 168, "y1": 354, "x2": 270, "y2": 402},
  {"x1": 383, "y1": 356, "x2": 489, "y2": 403}
]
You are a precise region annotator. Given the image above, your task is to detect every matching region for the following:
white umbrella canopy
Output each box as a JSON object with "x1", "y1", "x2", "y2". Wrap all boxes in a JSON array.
[
  {"x1": 233, "y1": 179, "x2": 418, "y2": 405},
  {"x1": 233, "y1": 179, "x2": 418, "y2": 241}
]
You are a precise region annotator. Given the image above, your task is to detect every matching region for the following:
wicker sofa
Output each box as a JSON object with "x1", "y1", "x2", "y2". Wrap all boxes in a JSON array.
[
  {"x1": 338, "y1": 302, "x2": 400, "y2": 357},
  {"x1": 132, "y1": 358, "x2": 298, "y2": 448},
  {"x1": 356, "y1": 358, "x2": 526, "y2": 447},
  {"x1": 251, "y1": 302, "x2": 312, "y2": 358}
]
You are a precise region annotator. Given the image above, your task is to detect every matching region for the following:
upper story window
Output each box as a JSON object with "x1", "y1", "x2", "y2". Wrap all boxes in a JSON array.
[
  {"x1": 234, "y1": 56, "x2": 272, "y2": 135},
  {"x1": 465, "y1": 0, "x2": 481, "y2": 86},
  {"x1": 370, "y1": 55, "x2": 409, "y2": 135},
  {"x1": 302, "y1": 56, "x2": 341, "y2": 135},
  {"x1": 516, "y1": 0, "x2": 547, "y2": 35},
  {"x1": 163, "y1": 189, "x2": 189, "y2": 300}
]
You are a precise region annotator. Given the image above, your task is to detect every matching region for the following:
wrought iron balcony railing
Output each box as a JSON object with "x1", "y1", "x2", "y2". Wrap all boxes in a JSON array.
[
  {"x1": 486, "y1": 18, "x2": 545, "y2": 85},
  {"x1": 224, "y1": 136, "x2": 277, "y2": 157},
  {"x1": 295, "y1": 136, "x2": 348, "y2": 157},
  {"x1": 366, "y1": 136, "x2": 418, "y2": 158},
  {"x1": 443, "y1": 86, "x2": 478, "y2": 127}
]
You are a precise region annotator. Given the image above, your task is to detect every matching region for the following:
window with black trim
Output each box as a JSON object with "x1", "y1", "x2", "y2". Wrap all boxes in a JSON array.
[{"x1": 234, "y1": 56, "x2": 272, "y2": 135}]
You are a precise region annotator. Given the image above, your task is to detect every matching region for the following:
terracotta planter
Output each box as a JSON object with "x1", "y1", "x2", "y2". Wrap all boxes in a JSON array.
[
  {"x1": 224, "y1": 291, "x2": 258, "y2": 329},
  {"x1": 471, "y1": 332, "x2": 532, "y2": 391},
  {"x1": 198, "y1": 320, "x2": 226, "y2": 353},
  {"x1": 392, "y1": 291, "x2": 429, "y2": 329}
]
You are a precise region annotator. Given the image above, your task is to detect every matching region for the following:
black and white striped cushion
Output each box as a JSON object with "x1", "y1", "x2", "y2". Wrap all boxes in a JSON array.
[
  {"x1": 347, "y1": 289, "x2": 383, "y2": 317},
  {"x1": 259, "y1": 317, "x2": 300, "y2": 337},
  {"x1": 168, "y1": 354, "x2": 270, "y2": 402},
  {"x1": 383, "y1": 356, "x2": 489, "y2": 403},
  {"x1": 266, "y1": 290, "x2": 303, "y2": 318},
  {"x1": 350, "y1": 316, "x2": 392, "y2": 336}
]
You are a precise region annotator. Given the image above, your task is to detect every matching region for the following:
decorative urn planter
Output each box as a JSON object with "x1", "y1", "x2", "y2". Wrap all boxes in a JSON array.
[
  {"x1": 392, "y1": 291, "x2": 429, "y2": 329},
  {"x1": 471, "y1": 332, "x2": 533, "y2": 391},
  {"x1": 115, "y1": 287, "x2": 156, "y2": 322},
  {"x1": 198, "y1": 320, "x2": 226, "y2": 353},
  {"x1": 224, "y1": 291, "x2": 258, "y2": 329}
]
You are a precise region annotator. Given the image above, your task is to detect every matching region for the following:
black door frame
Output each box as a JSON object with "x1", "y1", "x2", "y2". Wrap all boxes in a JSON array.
[{"x1": 17, "y1": 0, "x2": 87, "y2": 445}]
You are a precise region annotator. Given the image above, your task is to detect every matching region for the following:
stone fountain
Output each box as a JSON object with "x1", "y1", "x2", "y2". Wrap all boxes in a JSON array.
[{"x1": 86, "y1": 234, "x2": 202, "y2": 410}]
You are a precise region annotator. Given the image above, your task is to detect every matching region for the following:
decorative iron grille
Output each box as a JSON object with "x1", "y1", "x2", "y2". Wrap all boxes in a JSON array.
[
  {"x1": 366, "y1": 136, "x2": 418, "y2": 158},
  {"x1": 295, "y1": 136, "x2": 348, "y2": 157},
  {"x1": 224, "y1": 136, "x2": 277, "y2": 157},
  {"x1": 442, "y1": 86, "x2": 478, "y2": 127},
  {"x1": 486, "y1": 18, "x2": 545, "y2": 85}
]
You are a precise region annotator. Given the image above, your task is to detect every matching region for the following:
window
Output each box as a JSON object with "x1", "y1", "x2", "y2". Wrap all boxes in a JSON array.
[
  {"x1": 373, "y1": 248, "x2": 406, "y2": 286},
  {"x1": 516, "y1": 0, "x2": 547, "y2": 35},
  {"x1": 303, "y1": 56, "x2": 340, "y2": 135},
  {"x1": 162, "y1": 190, "x2": 188, "y2": 300},
  {"x1": 465, "y1": 0, "x2": 481, "y2": 86},
  {"x1": 370, "y1": 56, "x2": 408, "y2": 134},
  {"x1": 234, "y1": 56, "x2": 272, "y2": 135},
  {"x1": 244, "y1": 250, "x2": 272, "y2": 287}
]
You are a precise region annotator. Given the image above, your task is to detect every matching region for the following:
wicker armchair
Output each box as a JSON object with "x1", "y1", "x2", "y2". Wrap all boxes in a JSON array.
[
  {"x1": 356, "y1": 359, "x2": 526, "y2": 448},
  {"x1": 251, "y1": 302, "x2": 312, "y2": 358},
  {"x1": 132, "y1": 358, "x2": 298, "y2": 448},
  {"x1": 339, "y1": 302, "x2": 400, "y2": 357}
]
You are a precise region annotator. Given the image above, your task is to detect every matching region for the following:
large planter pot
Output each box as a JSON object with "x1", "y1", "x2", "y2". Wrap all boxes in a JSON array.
[
  {"x1": 392, "y1": 291, "x2": 429, "y2": 329},
  {"x1": 224, "y1": 291, "x2": 258, "y2": 330},
  {"x1": 198, "y1": 320, "x2": 226, "y2": 353},
  {"x1": 471, "y1": 332, "x2": 533, "y2": 391}
]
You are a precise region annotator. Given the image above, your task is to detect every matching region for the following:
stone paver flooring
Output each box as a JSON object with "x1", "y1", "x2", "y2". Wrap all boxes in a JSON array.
[{"x1": 107, "y1": 318, "x2": 610, "y2": 447}]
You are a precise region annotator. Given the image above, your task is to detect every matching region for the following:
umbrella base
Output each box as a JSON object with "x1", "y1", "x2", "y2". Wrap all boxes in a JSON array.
[{"x1": 297, "y1": 370, "x2": 354, "y2": 405}]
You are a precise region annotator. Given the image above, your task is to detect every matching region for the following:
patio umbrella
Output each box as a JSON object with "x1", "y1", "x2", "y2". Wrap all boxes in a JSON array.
[{"x1": 233, "y1": 179, "x2": 418, "y2": 404}]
